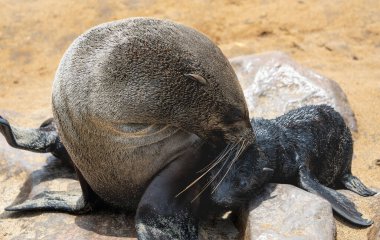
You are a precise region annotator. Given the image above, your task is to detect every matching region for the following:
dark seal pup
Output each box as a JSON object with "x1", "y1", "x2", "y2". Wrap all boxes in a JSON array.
[
  {"x1": 210, "y1": 104, "x2": 377, "y2": 227},
  {"x1": 0, "y1": 18, "x2": 256, "y2": 239}
]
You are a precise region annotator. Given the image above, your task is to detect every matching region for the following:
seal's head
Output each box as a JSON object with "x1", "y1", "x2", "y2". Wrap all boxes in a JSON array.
[
  {"x1": 209, "y1": 144, "x2": 274, "y2": 208},
  {"x1": 181, "y1": 72, "x2": 254, "y2": 146},
  {"x1": 60, "y1": 18, "x2": 257, "y2": 151},
  {"x1": 163, "y1": 47, "x2": 254, "y2": 147}
]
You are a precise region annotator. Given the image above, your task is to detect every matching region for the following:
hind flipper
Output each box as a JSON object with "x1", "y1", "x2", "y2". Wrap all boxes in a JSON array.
[
  {"x1": 5, "y1": 191, "x2": 92, "y2": 213},
  {"x1": 298, "y1": 165, "x2": 373, "y2": 227},
  {"x1": 341, "y1": 173, "x2": 377, "y2": 196},
  {"x1": 6, "y1": 166, "x2": 100, "y2": 214},
  {"x1": 0, "y1": 115, "x2": 57, "y2": 153},
  {"x1": 0, "y1": 115, "x2": 72, "y2": 164}
]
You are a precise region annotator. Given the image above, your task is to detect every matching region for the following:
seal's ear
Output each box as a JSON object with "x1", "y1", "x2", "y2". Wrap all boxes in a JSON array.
[
  {"x1": 263, "y1": 168, "x2": 274, "y2": 173},
  {"x1": 184, "y1": 74, "x2": 208, "y2": 86},
  {"x1": 263, "y1": 167, "x2": 274, "y2": 173}
]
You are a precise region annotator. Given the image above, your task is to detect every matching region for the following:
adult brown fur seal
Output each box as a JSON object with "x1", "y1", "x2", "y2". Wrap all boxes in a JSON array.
[{"x1": 0, "y1": 18, "x2": 255, "y2": 239}]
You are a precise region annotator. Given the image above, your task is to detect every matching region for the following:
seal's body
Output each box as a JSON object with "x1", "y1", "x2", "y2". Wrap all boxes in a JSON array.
[
  {"x1": 211, "y1": 105, "x2": 377, "y2": 226},
  {"x1": 1, "y1": 18, "x2": 255, "y2": 239},
  {"x1": 51, "y1": 18, "x2": 252, "y2": 209}
]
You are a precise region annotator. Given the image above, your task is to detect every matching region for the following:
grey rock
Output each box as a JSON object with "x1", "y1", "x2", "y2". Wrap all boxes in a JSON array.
[
  {"x1": 240, "y1": 184, "x2": 336, "y2": 240},
  {"x1": 230, "y1": 51, "x2": 357, "y2": 132}
]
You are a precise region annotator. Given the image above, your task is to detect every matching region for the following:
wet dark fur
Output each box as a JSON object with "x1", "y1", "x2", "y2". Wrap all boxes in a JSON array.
[{"x1": 210, "y1": 104, "x2": 377, "y2": 226}]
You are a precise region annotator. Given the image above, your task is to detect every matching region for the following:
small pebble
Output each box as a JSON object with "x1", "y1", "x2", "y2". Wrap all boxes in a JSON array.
[{"x1": 375, "y1": 159, "x2": 380, "y2": 166}]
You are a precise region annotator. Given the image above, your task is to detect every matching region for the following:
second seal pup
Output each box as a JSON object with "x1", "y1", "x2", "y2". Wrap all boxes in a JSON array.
[
  {"x1": 1, "y1": 18, "x2": 255, "y2": 239},
  {"x1": 210, "y1": 105, "x2": 376, "y2": 227}
]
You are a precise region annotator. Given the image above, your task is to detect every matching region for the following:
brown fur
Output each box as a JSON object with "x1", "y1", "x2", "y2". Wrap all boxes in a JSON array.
[{"x1": 52, "y1": 18, "x2": 253, "y2": 209}]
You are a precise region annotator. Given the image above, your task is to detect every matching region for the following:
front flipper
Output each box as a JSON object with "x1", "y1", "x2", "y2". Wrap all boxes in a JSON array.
[
  {"x1": 5, "y1": 191, "x2": 91, "y2": 213},
  {"x1": 0, "y1": 116, "x2": 57, "y2": 153},
  {"x1": 135, "y1": 146, "x2": 206, "y2": 240},
  {"x1": 298, "y1": 165, "x2": 373, "y2": 227}
]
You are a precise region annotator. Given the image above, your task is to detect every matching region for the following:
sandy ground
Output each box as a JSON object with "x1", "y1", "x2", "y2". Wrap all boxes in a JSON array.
[{"x1": 0, "y1": 0, "x2": 379, "y2": 239}]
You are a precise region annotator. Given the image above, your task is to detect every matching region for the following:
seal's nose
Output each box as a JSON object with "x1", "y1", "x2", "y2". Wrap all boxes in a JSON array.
[
  {"x1": 211, "y1": 189, "x2": 234, "y2": 207},
  {"x1": 214, "y1": 196, "x2": 234, "y2": 207}
]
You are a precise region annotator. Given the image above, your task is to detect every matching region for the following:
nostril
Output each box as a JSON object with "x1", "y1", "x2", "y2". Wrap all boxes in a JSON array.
[
  {"x1": 223, "y1": 197, "x2": 233, "y2": 204},
  {"x1": 239, "y1": 180, "x2": 248, "y2": 189}
]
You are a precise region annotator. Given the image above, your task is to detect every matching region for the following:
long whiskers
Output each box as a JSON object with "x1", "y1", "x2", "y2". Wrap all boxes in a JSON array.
[
  {"x1": 190, "y1": 144, "x2": 238, "y2": 202},
  {"x1": 211, "y1": 139, "x2": 248, "y2": 194},
  {"x1": 196, "y1": 143, "x2": 232, "y2": 174},
  {"x1": 176, "y1": 136, "x2": 249, "y2": 201},
  {"x1": 175, "y1": 142, "x2": 238, "y2": 198}
]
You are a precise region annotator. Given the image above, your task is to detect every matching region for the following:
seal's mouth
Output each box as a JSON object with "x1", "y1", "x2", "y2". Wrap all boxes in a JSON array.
[
  {"x1": 211, "y1": 195, "x2": 234, "y2": 208},
  {"x1": 211, "y1": 194, "x2": 249, "y2": 209}
]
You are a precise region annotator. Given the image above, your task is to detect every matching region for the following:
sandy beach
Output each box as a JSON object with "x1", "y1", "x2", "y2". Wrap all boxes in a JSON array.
[{"x1": 0, "y1": 1, "x2": 379, "y2": 239}]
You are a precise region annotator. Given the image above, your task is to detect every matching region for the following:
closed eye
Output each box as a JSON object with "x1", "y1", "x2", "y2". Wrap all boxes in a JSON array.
[{"x1": 223, "y1": 108, "x2": 244, "y2": 124}]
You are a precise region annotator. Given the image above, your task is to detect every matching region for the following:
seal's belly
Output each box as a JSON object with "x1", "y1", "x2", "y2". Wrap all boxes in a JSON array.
[{"x1": 54, "y1": 111, "x2": 200, "y2": 208}]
